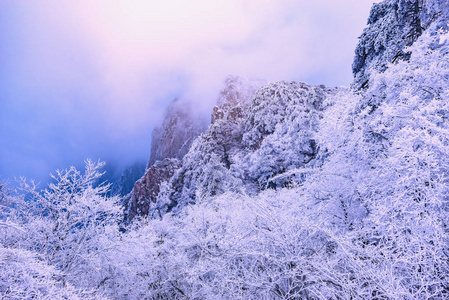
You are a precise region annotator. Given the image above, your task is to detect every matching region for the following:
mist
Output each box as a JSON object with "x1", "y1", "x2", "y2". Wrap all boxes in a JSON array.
[{"x1": 0, "y1": 0, "x2": 379, "y2": 186}]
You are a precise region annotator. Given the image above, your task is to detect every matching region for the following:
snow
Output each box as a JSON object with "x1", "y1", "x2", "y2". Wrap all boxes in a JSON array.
[{"x1": 2, "y1": 1, "x2": 449, "y2": 299}]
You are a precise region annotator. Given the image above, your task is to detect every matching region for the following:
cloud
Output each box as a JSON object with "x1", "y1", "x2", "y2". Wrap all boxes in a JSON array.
[{"x1": 0, "y1": 0, "x2": 378, "y2": 185}]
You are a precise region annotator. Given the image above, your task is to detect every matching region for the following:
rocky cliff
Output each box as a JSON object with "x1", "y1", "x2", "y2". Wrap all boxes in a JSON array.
[
  {"x1": 353, "y1": 0, "x2": 449, "y2": 89},
  {"x1": 125, "y1": 159, "x2": 181, "y2": 222},
  {"x1": 163, "y1": 76, "x2": 263, "y2": 212},
  {"x1": 148, "y1": 98, "x2": 207, "y2": 167},
  {"x1": 125, "y1": 98, "x2": 207, "y2": 222}
]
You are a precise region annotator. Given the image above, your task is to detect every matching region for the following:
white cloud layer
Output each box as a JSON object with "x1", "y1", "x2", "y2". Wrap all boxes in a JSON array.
[{"x1": 0, "y1": 0, "x2": 379, "y2": 184}]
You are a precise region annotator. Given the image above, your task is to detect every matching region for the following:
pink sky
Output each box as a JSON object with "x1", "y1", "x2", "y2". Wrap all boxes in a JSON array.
[{"x1": 0, "y1": 0, "x2": 380, "y2": 184}]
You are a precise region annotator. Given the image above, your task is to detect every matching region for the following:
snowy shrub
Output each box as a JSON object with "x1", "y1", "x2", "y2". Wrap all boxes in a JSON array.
[{"x1": 0, "y1": 160, "x2": 120, "y2": 298}]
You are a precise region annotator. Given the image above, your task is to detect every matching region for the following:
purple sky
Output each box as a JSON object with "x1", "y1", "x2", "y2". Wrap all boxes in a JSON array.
[{"x1": 0, "y1": 0, "x2": 379, "y2": 186}]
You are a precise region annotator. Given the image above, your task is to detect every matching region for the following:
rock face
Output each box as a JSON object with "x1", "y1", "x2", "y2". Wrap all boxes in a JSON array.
[
  {"x1": 125, "y1": 159, "x2": 180, "y2": 222},
  {"x1": 352, "y1": 0, "x2": 449, "y2": 89},
  {"x1": 148, "y1": 98, "x2": 206, "y2": 167},
  {"x1": 125, "y1": 98, "x2": 207, "y2": 222}
]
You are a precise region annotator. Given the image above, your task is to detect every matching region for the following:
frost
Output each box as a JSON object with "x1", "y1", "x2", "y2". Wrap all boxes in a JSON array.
[{"x1": 2, "y1": 1, "x2": 449, "y2": 299}]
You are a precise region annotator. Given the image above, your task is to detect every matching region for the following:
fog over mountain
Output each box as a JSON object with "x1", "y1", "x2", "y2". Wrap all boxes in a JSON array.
[
  {"x1": 2, "y1": 0, "x2": 449, "y2": 299},
  {"x1": 0, "y1": 0, "x2": 377, "y2": 185}
]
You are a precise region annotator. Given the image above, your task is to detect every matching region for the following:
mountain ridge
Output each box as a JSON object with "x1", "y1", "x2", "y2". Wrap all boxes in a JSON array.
[{"x1": 126, "y1": 0, "x2": 449, "y2": 221}]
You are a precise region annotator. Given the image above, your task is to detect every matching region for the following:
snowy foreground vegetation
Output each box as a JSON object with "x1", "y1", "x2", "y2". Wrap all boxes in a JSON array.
[{"x1": 2, "y1": 2, "x2": 449, "y2": 300}]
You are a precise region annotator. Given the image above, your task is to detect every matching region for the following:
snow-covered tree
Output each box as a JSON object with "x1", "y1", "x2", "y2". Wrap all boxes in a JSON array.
[
  {"x1": 311, "y1": 26, "x2": 449, "y2": 298},
  {"x1": 241, "y1": 82, "x2": 338, "y2": 188},
  {"x1": 0, "y1": 160, "x2": 121, "y2": 296}
]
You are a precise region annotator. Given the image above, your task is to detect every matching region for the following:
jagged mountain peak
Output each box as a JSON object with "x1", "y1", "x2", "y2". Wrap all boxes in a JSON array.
[
  {"x1": 211, "y1": 75, "x2": 264, "y2": 124},
  {"x1": 152, "y1": 80, "x2": 339, "y2": 215},
  {"x1": 124, "y1": 97, "x2": 207, "y2": 222},
  {"x1": 148, "y1": 97, "x2": 207, "y2": 167}
]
